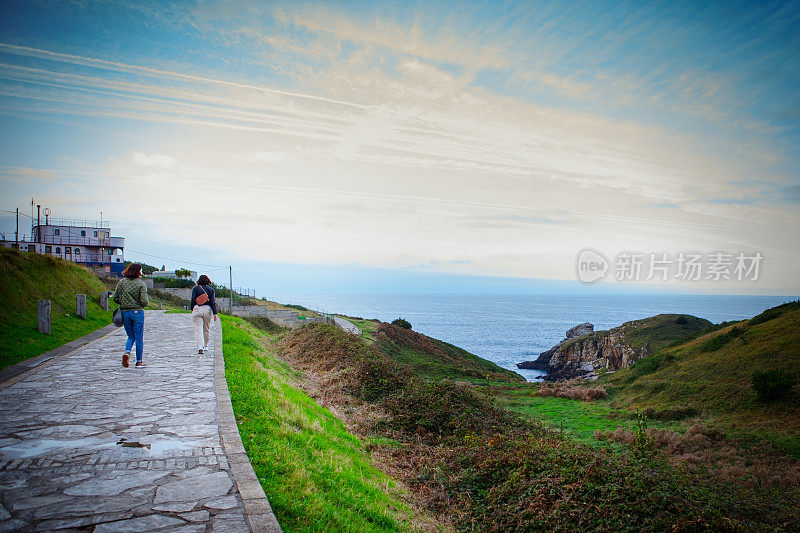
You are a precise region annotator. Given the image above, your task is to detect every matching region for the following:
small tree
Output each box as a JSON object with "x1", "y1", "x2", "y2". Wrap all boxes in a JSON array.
[
  {"x1": 392, "y1": 318, "x2": 412, "y2": 330},
  {"x1": 175, "y1": 268, "x2": 192, "y2": 279}
]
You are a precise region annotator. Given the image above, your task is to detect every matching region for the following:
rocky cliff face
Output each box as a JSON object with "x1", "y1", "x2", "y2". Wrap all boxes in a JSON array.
[
  {"x1": 518, "y1": 314, "x2": 711, "y2": 382},
  {"x1": 543, "y1": 329, "x2": 649, "y2": 381},
  {"x1": 516, "y1": 322, "x2": 594, "y2": 372}
]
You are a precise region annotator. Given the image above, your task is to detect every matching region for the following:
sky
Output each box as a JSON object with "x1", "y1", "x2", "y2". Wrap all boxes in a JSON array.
[{"x1": 0, "y1": 0, "x2": 798, "y2": 295}]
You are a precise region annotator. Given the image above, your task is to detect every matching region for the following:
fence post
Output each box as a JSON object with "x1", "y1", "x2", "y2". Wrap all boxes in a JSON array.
[
  {"x1": 38, "y1": 300, "x2": 51, "y2": 334},
  {"x1": 99, "y1": 292, "x2": 109, "y2": 311},
  {"x1": 158, "y1": 303, "x2": 163, "y2": 310},
  {"x1": 76, "y1": 294, "x2": 87, "y2": 318}
]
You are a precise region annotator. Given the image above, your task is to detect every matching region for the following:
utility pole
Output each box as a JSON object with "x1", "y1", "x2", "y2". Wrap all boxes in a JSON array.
[
  {"x1": 36, "y1": 204, "x2": 41, "y2": 244},
  {"x1": 15, "y1": 208, "x2": 18, "y2": 249},
  {"x1": 229, "y1": 266, "x2": 233, "y2": 314}
]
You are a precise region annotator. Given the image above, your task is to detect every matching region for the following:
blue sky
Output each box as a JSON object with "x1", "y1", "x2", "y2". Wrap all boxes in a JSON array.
[{"x1": 0, "y1": 0, "x2": 798, "y2": 294}]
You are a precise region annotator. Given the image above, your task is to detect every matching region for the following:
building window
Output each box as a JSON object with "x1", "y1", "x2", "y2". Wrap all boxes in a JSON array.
[
  {"x1": 27, "y1": 245, "x2": 35, "y2": 252},
  {"x1": 94, "y1": 231, "x2": 98, "y2": 237},
  {"x1": 55, "y1": 247, "x2": 61, "y2": 253},
  {"x1": 108, "y1": 249, "x2": 113, "y2": 255},
  {"x1": 65, "y1": 247, "x2": 71, "y2": 254},
  {"x1": 81, "y1": 230, "x2": 86, "y2": 236},
  {"x1": 74, "y1": 248, "x2": 80, "y2": 254},
  {"x1": 45, "y1": 246, "x2": 52, "y2": 253},
  {"x1": 55, "y1": 229, "x2": 60, "y2": 236}
]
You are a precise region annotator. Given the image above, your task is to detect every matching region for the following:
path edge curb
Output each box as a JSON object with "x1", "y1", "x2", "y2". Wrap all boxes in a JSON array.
[{"x1": 213, "y1": 318, "x2": 283, "y2": 533}]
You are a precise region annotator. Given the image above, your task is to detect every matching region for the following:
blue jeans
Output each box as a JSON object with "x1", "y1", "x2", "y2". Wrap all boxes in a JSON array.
[{"x1": 122, "y1": 310, "x2": 145, "y2": 362}]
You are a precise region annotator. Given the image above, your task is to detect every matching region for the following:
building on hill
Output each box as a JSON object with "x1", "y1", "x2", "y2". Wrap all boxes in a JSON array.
[{"x1": 0, "y1": 213, "x2": 126, "y2": 275}]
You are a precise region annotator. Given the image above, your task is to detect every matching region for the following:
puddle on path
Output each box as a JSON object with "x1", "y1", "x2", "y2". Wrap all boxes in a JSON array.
[
  {"x1": 0, "y1": 435, "x2": 201, "y2": 459},
  {"x1": 0, "y1": 437, "x2": 114, "y2": 459}
]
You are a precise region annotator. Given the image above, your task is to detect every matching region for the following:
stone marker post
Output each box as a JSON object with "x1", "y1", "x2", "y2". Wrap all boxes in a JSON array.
[
  {"x1": 76, "y1": 294, "x2": 87, "y2": 319},
  {"x1": 100, "y1": 291, "x2": 109, "y2": 311},
  {"x1": 38, "y1": 300, "x2": 51, "y2": 334}
]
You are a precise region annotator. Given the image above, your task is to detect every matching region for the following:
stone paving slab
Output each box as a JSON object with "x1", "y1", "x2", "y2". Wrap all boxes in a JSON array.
[{"x1": 0, "y1": 311, "x2": 280, "y2": 532}]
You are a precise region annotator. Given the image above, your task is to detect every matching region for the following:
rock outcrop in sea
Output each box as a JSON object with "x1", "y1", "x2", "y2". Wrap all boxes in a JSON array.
[{"x1": 518, "y1": 314, "x2": 712, "y2": 382}]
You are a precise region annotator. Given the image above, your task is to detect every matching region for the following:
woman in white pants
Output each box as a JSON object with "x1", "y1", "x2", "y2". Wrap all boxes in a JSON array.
[{"x1": 190, "y1": 275, "x2": 218, "y2": 354}]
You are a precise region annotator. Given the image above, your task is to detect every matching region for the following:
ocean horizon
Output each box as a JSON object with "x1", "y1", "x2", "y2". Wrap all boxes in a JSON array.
[{"x1": 264, "y1": 293, "x2": 798, "y2": 381}]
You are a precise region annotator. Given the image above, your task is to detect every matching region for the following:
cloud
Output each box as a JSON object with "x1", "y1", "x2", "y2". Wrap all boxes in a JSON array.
[{"x1": 129, "y1": 152, "x2": 176, "y2": 168}]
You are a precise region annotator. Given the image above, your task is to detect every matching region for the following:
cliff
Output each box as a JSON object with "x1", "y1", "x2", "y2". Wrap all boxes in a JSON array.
[{"x1": 518, "y1": 314, "x2": 711, "y2": 381}]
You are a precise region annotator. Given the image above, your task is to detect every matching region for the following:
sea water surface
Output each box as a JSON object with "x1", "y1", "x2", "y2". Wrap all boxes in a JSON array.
[{"x1": 268, "y1": 293, "x2": 796, "y2": 381}]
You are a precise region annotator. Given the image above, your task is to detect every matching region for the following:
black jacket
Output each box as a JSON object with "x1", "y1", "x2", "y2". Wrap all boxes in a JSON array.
[{"x1": 190, "y1": 285, "x2": 217, "y2": 314}]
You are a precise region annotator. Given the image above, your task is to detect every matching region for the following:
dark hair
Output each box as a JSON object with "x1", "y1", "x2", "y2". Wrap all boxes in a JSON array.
[
  {"x1": 122, "y1": 263, "x2": 142, "y2": 279},
  {"x1": 197, "y1": 275, "x2": 211, "y2": 286}
]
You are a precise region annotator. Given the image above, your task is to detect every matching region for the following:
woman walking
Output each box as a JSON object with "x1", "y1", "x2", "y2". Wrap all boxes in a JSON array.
[
  {"x1": 113, "y1": 263, "x2": 149, "y2": 367},
  {"x1": 191, "y1": 275, "x2": 218, "y2": 354}
]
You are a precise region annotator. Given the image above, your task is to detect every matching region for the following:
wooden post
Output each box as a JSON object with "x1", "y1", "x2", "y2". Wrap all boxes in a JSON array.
[
  {"x1": 99, "y1": 292, "x2": 109, "y2": 311},
  {"x1": 38, "y1": 300, "x2": 51, "y2": 334},
  {"x1": 76, "y1": 294, "x2": 86, "y2": 318},
  {"x1": 158, "y1": 303, "x2": 163, "y2": 310}
]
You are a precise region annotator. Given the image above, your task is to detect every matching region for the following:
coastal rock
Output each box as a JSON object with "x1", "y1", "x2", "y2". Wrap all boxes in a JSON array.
[
  {"x1": 516, "y1": 323, "x2": 595, "y2": 371},
  {"x1": 566, "y1": 323, "x2": 594, "y2": 338}
]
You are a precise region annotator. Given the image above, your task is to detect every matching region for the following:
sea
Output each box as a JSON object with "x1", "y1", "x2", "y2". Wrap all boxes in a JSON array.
[{"x1": 266, "y1": 293, "x2": 797, "y2": 381}]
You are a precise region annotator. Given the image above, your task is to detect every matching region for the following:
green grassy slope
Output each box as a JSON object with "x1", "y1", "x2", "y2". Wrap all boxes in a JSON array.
[
  {"x1": 221, "y1": 315, "x2": 423, "y2": 531},
  {"x1": 603, "y1": 302, "x2": 800, "y2": 453},
  {"x1": 275, "y1": 320, "x2": 800, "y2": 531},
  {"x1": 362, "y1": 320, "x2": 524, "y2": 383},
  {"x1": 0, "y1": 247, "x2": 114, "y2": 369}
]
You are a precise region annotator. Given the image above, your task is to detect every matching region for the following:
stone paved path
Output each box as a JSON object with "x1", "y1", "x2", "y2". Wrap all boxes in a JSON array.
[{"x1": 0, "y1": 311, "x2": 276, "y2": 532}]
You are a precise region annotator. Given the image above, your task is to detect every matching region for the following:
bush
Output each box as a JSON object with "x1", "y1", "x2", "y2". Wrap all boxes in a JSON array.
[
  {"x1": 537, "y1": 381, "x2": 607, "y2": 401},
  {"x1": 391, "y1": 317, "x2": 412, "y2": 330},
  {"x1": 675, "y1": 316, "x2": 687, "y2": 325},
  {"x1": 752, "y1": 369, "x2": 796, "y2": 401}
]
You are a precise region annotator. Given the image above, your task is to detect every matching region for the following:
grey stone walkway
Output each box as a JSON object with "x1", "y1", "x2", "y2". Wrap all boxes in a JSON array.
[{"x1": 0, "y1": 311, "x2": 277, "y2": 532}]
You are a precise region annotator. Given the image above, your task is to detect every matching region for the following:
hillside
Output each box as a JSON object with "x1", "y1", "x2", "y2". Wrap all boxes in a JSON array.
[
  {"x1": 263, "y1": 318, "x2": 800, "y2": 530},
  {"x1": 524, "y1": 313, "x2": 712, "y2": 381},
  {"x1": 0, "y1": 247, "x2": 115, "y2": 369},
  {"x1": 603, "y1": 301, "x2": 800, "y2": 453},
  {"x1": 339, "y1": 317, "x2": 523, "y2": 383}
]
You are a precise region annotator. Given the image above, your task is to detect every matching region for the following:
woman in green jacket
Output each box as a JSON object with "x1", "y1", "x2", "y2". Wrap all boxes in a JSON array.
[{"x1": 113, "y1": 263, "x2": 149, "y2": 367}]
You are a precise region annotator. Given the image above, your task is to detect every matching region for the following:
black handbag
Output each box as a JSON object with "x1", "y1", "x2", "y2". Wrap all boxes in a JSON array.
[{"x1": 112, "y1": 307, "x2": 124, "y2": 327}]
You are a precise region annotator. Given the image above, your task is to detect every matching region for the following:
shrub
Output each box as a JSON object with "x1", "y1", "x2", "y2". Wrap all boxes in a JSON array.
[
  {"x1": 752, "y1": 369, "x2": 796, "y2": 401},
  {"x1": 675, "y1": 316, "x2": 688, "y2": 325},
  {"x1": 537, "y1": 381, "x2": 607, "y2": 401},
  {"x1": 391, "y1": 317, "x2": 412, "y2": 330}
]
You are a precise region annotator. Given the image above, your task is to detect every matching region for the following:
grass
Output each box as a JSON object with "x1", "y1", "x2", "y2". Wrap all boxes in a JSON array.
[
  {"x1": 493, "y1": 384, "x2": 678, "y2": 444},
  {"x1": 373, "y1": 321, "x2": 523, "y2": 383},
  {"x1": 602, "y1": 306, "x2": 800, "y2": 456},
  {"x1": 0, "y1": 247, "x2": 114, "y2": 369},
  {"x1": 276, "y1": 321, "x2": 800, "y2": 531},
  {"x1": 220, "y1": 315, "x2": 421, "y2": 532}
]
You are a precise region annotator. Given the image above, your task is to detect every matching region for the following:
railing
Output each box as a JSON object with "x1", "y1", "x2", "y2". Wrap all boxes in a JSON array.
[
  {"x1": 39, "y1": 218, "x2": 110, "y2": 229},
  {"x1": 34, "y1": 235, "x2": 125, "y2": 248}
]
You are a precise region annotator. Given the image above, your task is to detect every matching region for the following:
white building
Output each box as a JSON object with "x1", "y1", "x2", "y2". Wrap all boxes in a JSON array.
[{"x1": 1, "y1": 214, "x2": 126, "y2": 275}]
